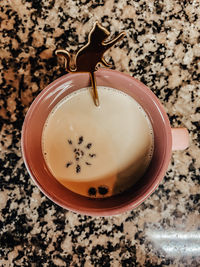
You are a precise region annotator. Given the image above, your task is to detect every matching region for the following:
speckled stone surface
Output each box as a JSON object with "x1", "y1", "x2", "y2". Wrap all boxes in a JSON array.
[{"x1": 0, "y1": 0, "x2": 200, "y2": 266}]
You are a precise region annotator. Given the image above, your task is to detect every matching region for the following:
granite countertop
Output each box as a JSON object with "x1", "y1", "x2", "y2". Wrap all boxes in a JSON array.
[{"x1": 0, "y1": 0, "x2": 200, "y2": 266}]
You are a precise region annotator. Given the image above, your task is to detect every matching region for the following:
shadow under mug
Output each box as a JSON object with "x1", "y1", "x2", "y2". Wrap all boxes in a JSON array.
[{"x1": 21, "y1": 68, "x2": 189, "y2": 216}]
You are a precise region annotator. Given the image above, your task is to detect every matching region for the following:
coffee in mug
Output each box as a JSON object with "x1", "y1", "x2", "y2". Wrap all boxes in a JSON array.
[{"x1": 42, "y1": 86, "x2": 154, "y2": 198}]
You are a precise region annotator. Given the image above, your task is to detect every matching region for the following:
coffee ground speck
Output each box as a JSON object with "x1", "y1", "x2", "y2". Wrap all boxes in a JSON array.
[
  {"x1": 78, "y1": 136, "x2": 83, "y2": 145},
  {"x1": 86, "y1": 143, "x2": 92, "y2": 149},
  {"x1": 66, "y1": 162, "x2": 73, "y2": 168},
  {"x1": 68, "y1": 139, "x2": 72, "y2": 145},
  {"x1": 98, "y1": 186, "x2": 108, "y2": 195},
  {"x1": 76, "y1": 164, "x2": 81, "y2": 173},
  {"x1": 89, "y1": 153, "x2": 96, "y2": 158},
  {"x1": 88, "y1": 187, "x2": 96, "y2": 196}
]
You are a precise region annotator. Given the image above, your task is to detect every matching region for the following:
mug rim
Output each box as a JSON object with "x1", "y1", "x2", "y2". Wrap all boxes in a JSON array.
[{"x1": 21, "y1": 68, "x2": 172, "y2": 216}]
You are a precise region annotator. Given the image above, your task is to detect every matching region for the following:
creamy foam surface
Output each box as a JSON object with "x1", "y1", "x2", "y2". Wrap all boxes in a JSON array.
[{"x1": 42, "y1": 87, "x2": 154, "y2": 198}]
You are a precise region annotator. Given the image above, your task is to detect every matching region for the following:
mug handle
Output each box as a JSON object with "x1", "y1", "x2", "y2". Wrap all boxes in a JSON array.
[{"x1": 171, "y1": 128, "x2": 189, "y2": 151}]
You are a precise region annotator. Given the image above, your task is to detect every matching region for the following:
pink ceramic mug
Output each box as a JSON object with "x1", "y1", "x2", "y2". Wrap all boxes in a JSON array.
[{"x1": 21, "y1": 68, "x2": 189, "y2": 216}]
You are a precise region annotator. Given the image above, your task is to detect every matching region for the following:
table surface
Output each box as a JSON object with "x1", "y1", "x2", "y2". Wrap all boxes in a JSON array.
[{"x1": 1, "y1": 0, "x2": 200, "y2": 266}]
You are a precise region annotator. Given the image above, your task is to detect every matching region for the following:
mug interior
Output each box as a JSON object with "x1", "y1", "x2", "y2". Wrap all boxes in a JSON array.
[{"x1": 21, "y1": 68, "x2": 172, "y2": 216}]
